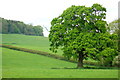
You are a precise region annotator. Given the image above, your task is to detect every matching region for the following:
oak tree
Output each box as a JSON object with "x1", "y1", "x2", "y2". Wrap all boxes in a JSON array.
[{"x1": 49, "y1": 4, "x2": 118, "y2": 68}]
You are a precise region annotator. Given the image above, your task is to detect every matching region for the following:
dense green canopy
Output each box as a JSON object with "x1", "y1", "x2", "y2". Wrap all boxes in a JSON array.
[{"x1": 49, "y1": 3, "x2": 118, "y2": 68}]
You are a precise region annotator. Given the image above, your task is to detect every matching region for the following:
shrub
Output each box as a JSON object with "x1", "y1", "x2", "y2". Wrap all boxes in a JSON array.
[{"x1": 112, "y1": 54, "x2": 120, "y2": 67}]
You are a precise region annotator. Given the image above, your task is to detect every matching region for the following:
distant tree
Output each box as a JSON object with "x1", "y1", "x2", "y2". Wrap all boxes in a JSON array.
[
  {"x1": 107, "y1": 19, "x2": 120, "y2": 64},
  {"x1": 2, "y1": 19, "x2": 9, "y2": 33},
  {"x1": 107, "y1": 19, "x2": 120, "y2": 52},
  {"x1": 8, "y1": 20, "x2": 15, "y2": 33},
  {"x1": 33, "y1": 25, "x2": 43, "y2": 36},
  {"x1": 49, "y1": 4, "x2": 118, "y2": 68},
  {"x1": 25, "y1": 24, "x2": 35, "y2": 35},
  {"x1": 1, "y1": 18, "x2": 44, "y2": 36},
  {"x1": 12, "y1": 23, "x2": 20, "y2": 33},
  {"x1": 16, "y1": 21, "x2": 25, "y2": 34},
  {"x1": 107, "y1": 19, "x2": 119, "y2": 34}
]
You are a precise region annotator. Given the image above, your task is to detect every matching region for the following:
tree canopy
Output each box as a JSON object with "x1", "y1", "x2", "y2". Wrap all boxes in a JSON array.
[
  {"x1": 107, "y1": 18, "x2": 120, "y2": 60},
  {"x1": 1, "y1": 18, "x2": 43, "y2": 36},
  {"x1": 107, "y1": 18, "x2": 120, "y2": 34},
  {"x1": 49, "y1": 3, "x2": 118, "y2": 68}
]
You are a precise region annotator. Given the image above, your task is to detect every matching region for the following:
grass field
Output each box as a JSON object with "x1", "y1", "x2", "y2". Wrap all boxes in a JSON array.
[
  {"x1": 1, "y1": 34, "x2": 63, "y2": 55},
  {"x1": 1, "y1": 34, "x2": 97, "y2": 62},
  {"x1": 2, "y1": 47, "x2": 118, "y2": 78}
]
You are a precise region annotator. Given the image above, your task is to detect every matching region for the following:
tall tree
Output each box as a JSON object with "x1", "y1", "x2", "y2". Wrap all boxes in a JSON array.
[{"x1": 49, "y1": 4, "x2": 118, "y2": 68}]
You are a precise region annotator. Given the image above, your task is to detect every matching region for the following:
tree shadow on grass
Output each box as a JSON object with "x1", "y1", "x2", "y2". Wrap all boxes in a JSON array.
[
  {"x1": 51, "y1": 66, "x2": 117, "y2": 69},
  {"x1": 83, "y1": 66, "x2": 117, "y2": 69},
  {"x1": 3, "y1": 43, "x2": 17, "y2": 44},
  {"x1": 51, "y1": 67, "x2": 77, "y2": 69}
]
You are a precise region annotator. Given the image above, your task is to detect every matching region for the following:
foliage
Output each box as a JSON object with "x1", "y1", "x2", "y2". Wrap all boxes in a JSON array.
[
  {"x1": 107, "y1": 19, "x2": 120, "y2": 66},
  {"x1": 49, "y1": 3, "x2": 118, "y2": 67},
  {"x1": 112, "y1": 54, "x2": 120, "y2": 67},
  {"x1": 107, "y1": 18, "x2": 120, "y2": 34},
  {"x1": 1, "y1": 18, "x2": 43, "y2": 36}
]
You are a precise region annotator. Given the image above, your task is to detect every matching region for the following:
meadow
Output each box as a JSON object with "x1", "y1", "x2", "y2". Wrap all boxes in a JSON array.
[
  {"x1": 1, "y1": 34, "x2": 119, "y2": 78},
  {"x1": 1, "y1": 34, "x2": 63, "y2": 55},
  {"x1": 2, "y1": 47, "x2": 118, "y2": 78},
  {"x1": 1, "y1": 34, "x2": 96, "y2": 62}
]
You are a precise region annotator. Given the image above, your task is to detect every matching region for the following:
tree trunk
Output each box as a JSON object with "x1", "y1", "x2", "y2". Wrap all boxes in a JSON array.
[{"x1": 77, "y1": 52, "x2": 83, "y2": 68}]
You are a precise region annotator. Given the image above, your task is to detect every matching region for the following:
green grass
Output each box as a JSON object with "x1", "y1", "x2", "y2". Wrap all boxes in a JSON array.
[
  {"x1": 1, "y1": 34, "x2": 96, "y2": 62},
  {"x1": 1, "y1": 34, "x2": 63, "y2": 55},
  {"x1": 0, "y1": 45, "x2": 2, "y2": 78},
  {"x1": 2, "y1": 47, "x2": 118, "y2": 78}
]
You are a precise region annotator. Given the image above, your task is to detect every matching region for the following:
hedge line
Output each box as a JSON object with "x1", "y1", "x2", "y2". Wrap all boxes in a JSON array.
[
  {"x1": 1, "y1": 44, "x2": 76, "y2": 63},
  {"x1": 1, "y1": 44, "x2": 111, "y2": 67}
]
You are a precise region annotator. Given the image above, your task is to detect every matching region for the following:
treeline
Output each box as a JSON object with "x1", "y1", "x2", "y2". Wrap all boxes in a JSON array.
[{"x1": 0, "y1": 18, "x2": 44, "y2": 36}]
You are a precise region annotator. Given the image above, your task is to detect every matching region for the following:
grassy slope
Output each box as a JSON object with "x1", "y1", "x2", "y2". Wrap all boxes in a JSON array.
[
  {"x1": 2, "y1": 47, "x2": 118, "y2": 78},
  {"x1": 1, "y1": 34, "x2": 63, "y2": 55},
  {"x1": 1, "y1": 34, "x2": 97, "y2": 62}
]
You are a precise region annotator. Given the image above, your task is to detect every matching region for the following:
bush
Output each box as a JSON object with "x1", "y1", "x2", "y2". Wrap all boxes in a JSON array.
[
  {"x1": 112, "y1": 54, "x2": 120, "y2": 67},
  {"x1": 83, "y1": 60, "x2": 100, "y2": 66}
]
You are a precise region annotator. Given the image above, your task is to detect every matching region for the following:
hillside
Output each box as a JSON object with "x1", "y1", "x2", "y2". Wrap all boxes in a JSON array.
[
  {"x1": 1, "y1": 34, "x2": 119, "y2": 78},
  {"x1": 1, "y1": 34, "x2": 63, "y2": 55},
  {"x1": 1, "y1": 34, "x2": 106, "y2": 64}
]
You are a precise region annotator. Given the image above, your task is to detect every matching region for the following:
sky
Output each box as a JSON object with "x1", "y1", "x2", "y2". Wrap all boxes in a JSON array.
[{"x1": 0, "y1": 0, "x2": 119, "y2": 37}]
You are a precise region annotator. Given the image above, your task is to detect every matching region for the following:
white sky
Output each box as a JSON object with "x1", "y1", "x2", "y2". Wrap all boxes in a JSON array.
[{"x1": 0, "y1": 0, "x2": 119, "y2": 37}]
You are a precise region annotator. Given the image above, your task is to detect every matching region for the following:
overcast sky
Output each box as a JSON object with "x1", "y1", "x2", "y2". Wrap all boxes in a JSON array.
[{"x1": 0, "y1": 0, "x2": 119, "y2": 37}]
